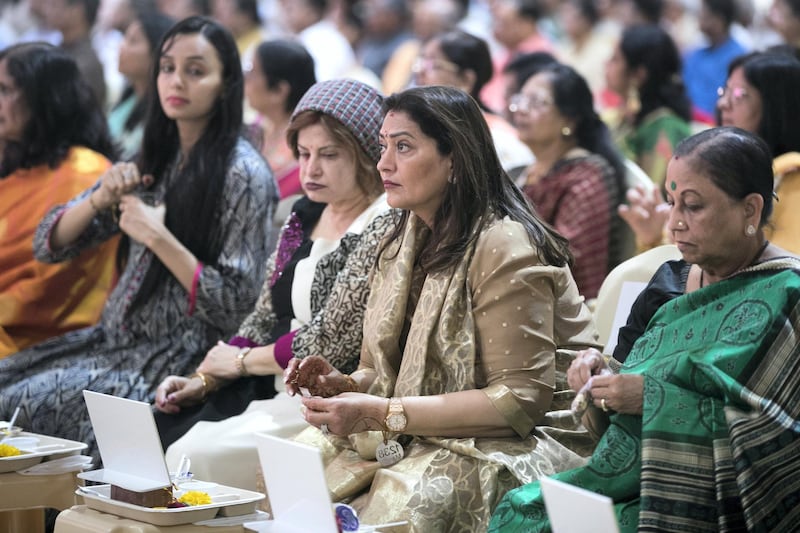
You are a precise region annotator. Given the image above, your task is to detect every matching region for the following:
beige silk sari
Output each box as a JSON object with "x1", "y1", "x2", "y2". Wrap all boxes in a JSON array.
[{"x1": 296, "y1": 215, "x2": 600, "y2": 532}]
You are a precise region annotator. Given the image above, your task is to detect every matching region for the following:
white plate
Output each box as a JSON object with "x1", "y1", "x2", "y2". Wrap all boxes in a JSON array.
[
  {"x1": 0, "y1": 423, "x2": 23, "y2": 438},
  {"x1": 0, "y1": 431, "x2": 88, "y2": 474},
  {"x1": 77, "y1": 482, "x2": 265, "y2": 526}
]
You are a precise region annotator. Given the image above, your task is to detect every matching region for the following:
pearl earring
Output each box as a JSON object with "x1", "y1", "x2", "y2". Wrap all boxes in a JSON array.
[
  {"x1": 745, "y1": 224, "x2": 756, "y2": 236},
  {"x1": 561, "y1": 126, "x2": 572, "y2": 137}
]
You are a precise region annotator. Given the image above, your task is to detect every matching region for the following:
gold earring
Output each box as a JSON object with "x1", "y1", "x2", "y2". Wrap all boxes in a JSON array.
[
  {"x1": 561, "y1": 126, "x2": 572, "y2": 137},
  {"x1": 626, "y1": 86, "x2": 641, "y2": 117}
]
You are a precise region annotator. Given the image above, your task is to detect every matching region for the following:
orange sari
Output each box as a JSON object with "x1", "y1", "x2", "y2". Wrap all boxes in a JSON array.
[{"x1": 0, "y1": 147, "x2": 118, "y2": 358}]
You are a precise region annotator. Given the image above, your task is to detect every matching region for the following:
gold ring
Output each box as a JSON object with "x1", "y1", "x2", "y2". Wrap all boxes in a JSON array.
[{"x1": 601, "y1": 398, "x2": 609, "y2": 412}]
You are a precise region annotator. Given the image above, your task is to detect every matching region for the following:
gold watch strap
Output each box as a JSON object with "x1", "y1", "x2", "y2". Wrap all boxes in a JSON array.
[{"x1": 235, "y1": 347, "x2": 252, "y2": 376}]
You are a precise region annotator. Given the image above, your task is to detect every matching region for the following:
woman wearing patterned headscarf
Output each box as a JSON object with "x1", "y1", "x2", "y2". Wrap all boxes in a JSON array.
[{"x1": 155, "y1": 78, "x2": 393, "y2": 490}]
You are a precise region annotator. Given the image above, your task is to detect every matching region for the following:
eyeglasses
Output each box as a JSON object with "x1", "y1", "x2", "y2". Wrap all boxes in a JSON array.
[
  {"x1": 411, "y1": 57, "x2": 460, "y2": 76},
  {"x1": 716, "y1": 85, "x2": 750, "y2": 103},
  {"x1": 508, "y1": 92, "x2": 553, "y2": 114}
]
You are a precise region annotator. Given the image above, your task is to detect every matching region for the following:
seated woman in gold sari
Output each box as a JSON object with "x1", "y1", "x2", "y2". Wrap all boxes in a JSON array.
[
  {"x1": 283, "y1": 86, "x2": 601, "y2": 532},
  {"x1": 490, "y1": 127, "x2": 800, "y2": 532}
]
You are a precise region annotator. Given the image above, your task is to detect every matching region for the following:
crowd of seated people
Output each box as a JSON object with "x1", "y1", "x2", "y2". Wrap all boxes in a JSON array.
[
  {"x1": 0, "y1": 1, "x2": 799, "y2": 531},
  {"x1": 0, "y1": 16, "x2": 277, "y2": 460}
]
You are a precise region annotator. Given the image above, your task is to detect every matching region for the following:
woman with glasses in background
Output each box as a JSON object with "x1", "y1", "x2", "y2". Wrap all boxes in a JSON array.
[
  {"x1": 717, "y1": 51, "x2": 800, "y2": 254},
  {"x1": 511, "y1": 62, "x2": 627, "y2": 299},
  {"x1": 413, "y1": 30, "x2": 534, "y2": 180},
  {"x1": 623, "y1": 50, "x2": 800, "y2": 255}
]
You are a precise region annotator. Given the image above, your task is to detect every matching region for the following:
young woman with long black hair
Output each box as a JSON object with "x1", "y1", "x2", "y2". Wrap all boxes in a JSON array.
[{"x1": 0, "y1": 16, "x2": 277, "y2": 460}]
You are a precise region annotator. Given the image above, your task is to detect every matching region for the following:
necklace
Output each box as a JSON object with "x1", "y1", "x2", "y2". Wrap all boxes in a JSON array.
[{"x1": 700, "y1": 240, "x2": 769, "y2": 288}]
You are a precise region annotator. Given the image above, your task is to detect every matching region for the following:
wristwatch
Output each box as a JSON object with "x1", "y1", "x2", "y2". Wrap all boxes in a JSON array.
[
  {"x1": 384, "y1": 397, "x2": 408, "y2": 432},
  {"x1": 235, "y1": 347, "x2": 252, "y2": 377}
]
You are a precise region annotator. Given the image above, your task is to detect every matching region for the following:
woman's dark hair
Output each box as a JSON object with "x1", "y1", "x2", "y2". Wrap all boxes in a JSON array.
[
  {"x1": 541, "y1": 62, "x2": 627, "y2": 268},
  {"x1": 378, "y1": 86, "x2": 573, "y2": 272},
  {"x1": 570, "y1": 0, "x2": 600, "y2": 25},
  {"x1": 502, "y1": 50, "x2": 558, "y2": 95},
  {"x1": 254, "y1": 39, "x2": 316, "y2": 113},
  {"x1": 114, "y1": 10, "x2": 175, "y2": 135},
  {"x1": 235, "y1": 0, "x2": 261, "y2": 24},
  {"x1": 431, "y1": 30, "x2": 493, "y2": 109},
  {"x1": 726, "y1": 51, "x2": 800, "y2": 157},
  {"x1": 0, "y1": 42, "x2": 117, "y2": 178},
  {"x1": 514, "y1": 0, "x2": 544, "y2": 21},
  {"x1": 131, "y1": 16, "x2": 243, "y2": 310},
  {"x1": 70, "y1": 0, "x2": 101, "y2": 27},
  {"x1": 673, "y1": 126, "x2": 774, "y2": 225},
  {"x1": 620, "y1": 24, "x2": 691, "y2": 125},
  {"x1": 703, "y1": 0, "x2": 736, "y2": 27},
  {"x1": 629, "y1": 0, "x2": 664, "y2": 23}
]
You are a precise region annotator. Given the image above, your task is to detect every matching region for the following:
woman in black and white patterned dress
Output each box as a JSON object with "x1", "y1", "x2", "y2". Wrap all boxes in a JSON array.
[{"x1": 0, "y1": 17, "x2": 277, "y2": 460}]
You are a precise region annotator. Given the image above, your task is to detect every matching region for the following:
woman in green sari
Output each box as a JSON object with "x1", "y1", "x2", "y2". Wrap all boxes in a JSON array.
[{"x1": 489, "y1": 126, "x2": 800, "y2": 532}]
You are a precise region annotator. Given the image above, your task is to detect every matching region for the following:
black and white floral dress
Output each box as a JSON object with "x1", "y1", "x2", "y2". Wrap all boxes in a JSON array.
[
  {"x1": 159, "y1": 195, "x2": 395, "y2": 488},
  {"x1": 0, "y1": 138, "x2": 277, "y2": 460},
  {"x1": 155, "y1": 194, "x2": 394, "y2": 448}
]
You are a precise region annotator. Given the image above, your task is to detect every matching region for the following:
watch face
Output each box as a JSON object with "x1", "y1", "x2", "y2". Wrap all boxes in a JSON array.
[{"x1": 386, "y1": 412, "x2": 407, "y2": 432}]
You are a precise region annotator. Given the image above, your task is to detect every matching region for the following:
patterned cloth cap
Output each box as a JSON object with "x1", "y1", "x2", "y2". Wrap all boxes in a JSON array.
[{"x1": 291, "y1": 78, "x2": 384, "y2": 162}]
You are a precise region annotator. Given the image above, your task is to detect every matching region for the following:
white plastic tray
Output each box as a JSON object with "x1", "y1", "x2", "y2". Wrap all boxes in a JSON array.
[
  {"x1": 0, "y1": 432, "x2": 88, "y2": 474},
  {"x1": 77, "y1": 482, "x2": 265, "y2": 526}
]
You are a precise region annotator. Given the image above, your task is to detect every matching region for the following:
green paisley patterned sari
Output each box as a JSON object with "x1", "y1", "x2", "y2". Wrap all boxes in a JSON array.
[{"x1": 490, "y1": 258, "x2": 800, "y2": 532}]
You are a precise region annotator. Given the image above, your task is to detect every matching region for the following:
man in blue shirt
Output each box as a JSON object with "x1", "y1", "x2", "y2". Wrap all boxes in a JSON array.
[{"x1": 683, "y1": 0, "x2": 747, "y2": 120}]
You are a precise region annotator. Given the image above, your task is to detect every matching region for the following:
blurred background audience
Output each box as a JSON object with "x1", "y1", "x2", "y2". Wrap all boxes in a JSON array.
[
  {"x1": 107, "y1": 9, "x2": 173, "y2": 160},
  {"x1": 244, "y1": 39, "x2": 317, "y2": 201},
  {"x1": 603, "y1": 24, "x2": 692, "y2": 187},
  {"x1": 511, "y1": 62, "x2": 627, "y2": 298},
  {"x1": 414, "y1": 29, "x2": 535, "y2": 177}
]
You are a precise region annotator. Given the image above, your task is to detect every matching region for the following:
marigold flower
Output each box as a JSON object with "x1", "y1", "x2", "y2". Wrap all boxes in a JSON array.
[
  {"x1": 178, "y1": 490, "x2": 212, "y2": 506},
  {"x1": 0, "y1": 443, "x2": 22, "y2": 457}
]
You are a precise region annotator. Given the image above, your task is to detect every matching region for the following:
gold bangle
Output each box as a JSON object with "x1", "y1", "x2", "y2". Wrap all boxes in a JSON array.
[
  {"x1": 189, "y1": 372, "x2": 209, "y2": 399},
  {"x1": 235, "y1": 347, "x2": 252, "y2": 377}
]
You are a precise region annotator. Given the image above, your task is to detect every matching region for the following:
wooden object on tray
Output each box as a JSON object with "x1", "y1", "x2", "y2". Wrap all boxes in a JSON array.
[{"x1": 110, "y1": 485, "x2": 172, "y2": 508}]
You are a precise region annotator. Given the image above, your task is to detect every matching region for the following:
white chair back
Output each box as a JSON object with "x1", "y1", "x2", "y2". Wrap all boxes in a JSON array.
[{"x1": 594, "y1": 244, "x2": 681, "y2": 352}]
